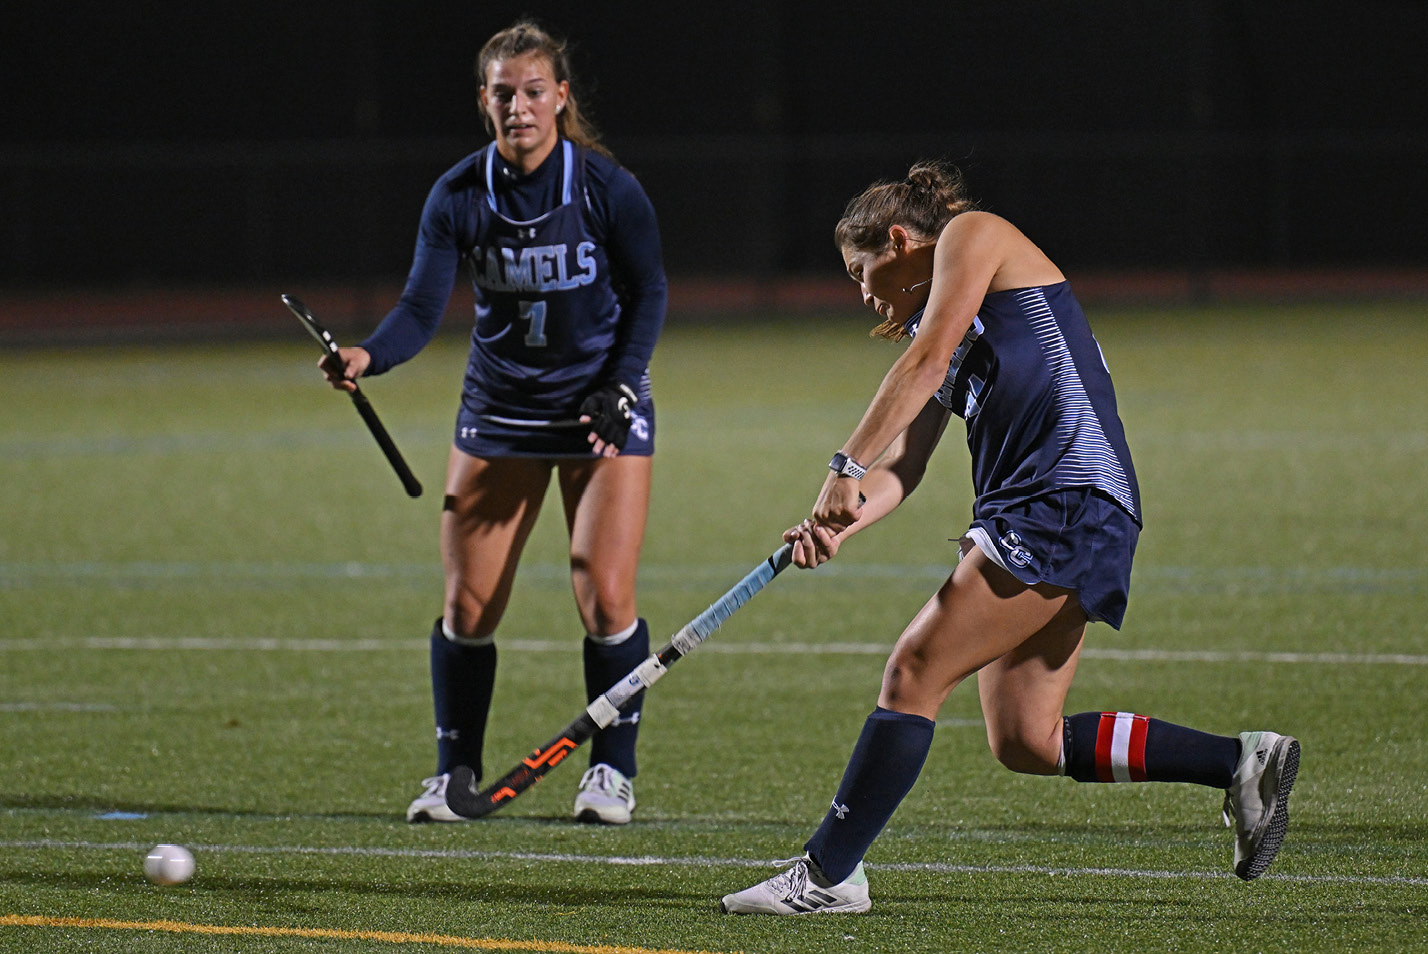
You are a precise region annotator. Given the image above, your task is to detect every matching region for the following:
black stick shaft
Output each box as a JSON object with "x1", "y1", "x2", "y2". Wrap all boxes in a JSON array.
[
  {"x1": 284, "y1": 293, "x2": 423, "y2": 499},
  {"x1": 445, "y1": 543, "x2": 793, "y2": 818},
  {"x1": 350, "y1": 389, "x2": 422, "y2": 498}
]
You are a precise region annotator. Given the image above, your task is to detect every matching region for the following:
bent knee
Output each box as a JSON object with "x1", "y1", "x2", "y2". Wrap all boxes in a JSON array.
[
  {"x1": 986, "y1": 727, "x2": 1062, "y2": 776},
  {"x1": 879, "y1": 646, "x2": 960, "y2": 715}
]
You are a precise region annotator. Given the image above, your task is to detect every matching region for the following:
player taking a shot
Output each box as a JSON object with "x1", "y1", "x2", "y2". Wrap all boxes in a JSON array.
[{"x1": 720, "y1": 159, "x2": 1300, "y2": 915}]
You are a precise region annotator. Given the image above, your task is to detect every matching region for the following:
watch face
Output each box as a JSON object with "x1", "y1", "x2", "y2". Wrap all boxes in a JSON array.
[{"x1": 830, "y1": 452, "x2": 863, "y2": 479}]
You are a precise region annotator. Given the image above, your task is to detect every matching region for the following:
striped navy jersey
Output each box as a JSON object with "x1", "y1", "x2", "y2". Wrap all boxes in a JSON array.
[
  {"x1": 907, "y1": 281, "x2": 1141, "y2": 524},
  {"x1": 359, "y1": 139, "x2": 666, "y2": 421}
]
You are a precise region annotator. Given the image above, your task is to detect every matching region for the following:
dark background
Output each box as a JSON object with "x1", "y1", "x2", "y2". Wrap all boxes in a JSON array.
[{"x1": 4, "y1": 1, "x2": 1426, "y2": 291}]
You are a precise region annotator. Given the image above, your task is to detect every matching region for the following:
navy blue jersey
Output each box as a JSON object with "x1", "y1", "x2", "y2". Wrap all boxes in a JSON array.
[
  {"x1": 907, "y1": 281, "x2": 1141, "y2": 526},
  {"x1": 360, "y1": 140, "x2": 666, "y2": 426}
]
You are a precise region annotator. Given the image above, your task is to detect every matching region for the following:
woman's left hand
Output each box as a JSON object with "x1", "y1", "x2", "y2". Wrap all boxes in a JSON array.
[
  {"x1": 812, "y1": 470, "x2": 864, "y2": 535},
  {"x1": 579, "y1": 382, "x2": 637, "y2": 458},
  {"x1": 781, "y1": 471, "x2": 862, "y2": 568}
]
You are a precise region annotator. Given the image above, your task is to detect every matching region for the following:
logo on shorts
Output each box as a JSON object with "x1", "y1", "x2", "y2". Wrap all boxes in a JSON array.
[
  {"x1": 1000, "y1": 531, "x2": 1034, "y2": 568},
  {"x1": 629, "y1": 414, "x2": 650, "y2": 442}
]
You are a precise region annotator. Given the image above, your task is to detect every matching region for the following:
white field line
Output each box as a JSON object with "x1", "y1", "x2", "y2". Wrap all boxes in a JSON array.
[
  {"x1": 1, "y1": 636, "x2": 1425, "y2": 667},
  {"x1": 4, "y1": 839, "x2": 1423, "y2": 888},
  {"x1": 0, "y1": 702, "x2": 116, "y2": 712},
  {"x1": 3, "y1": 560, "x2": 1426, "y2": 592}
]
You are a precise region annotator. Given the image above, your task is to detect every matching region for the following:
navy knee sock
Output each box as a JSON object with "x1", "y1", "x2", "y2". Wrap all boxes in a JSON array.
[
  {"x1": 804, "y1": 707, "x2": 935, "y2": 884},
  {"x1": 429, "y1": 619, "x2": 497, "y2": 779},
  {"x1": 1062, "y1": 711, "x2": 1239, "y2": 787},
  {"x1": 584, "y1": 618, "x2": 649, "y2": 778}
]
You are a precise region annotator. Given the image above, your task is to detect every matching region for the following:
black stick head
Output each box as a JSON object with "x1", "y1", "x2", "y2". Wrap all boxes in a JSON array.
[
  {"x1": 445, "y1": 765, "x2": 494, "y2": 819},
  {"x1": 281, "y1": 293, "x2": 341, "y2": 357}
]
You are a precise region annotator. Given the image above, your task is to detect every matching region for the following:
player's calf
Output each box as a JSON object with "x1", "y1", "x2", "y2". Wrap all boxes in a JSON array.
[{"x1": 1060, "y1": 711, "x2": 1239, "y2": 785}]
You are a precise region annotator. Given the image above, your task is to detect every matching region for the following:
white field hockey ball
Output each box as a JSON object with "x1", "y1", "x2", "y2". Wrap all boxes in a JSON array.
[{"x1": 143, "y1": 844, "x2": 195, "y2": 885}]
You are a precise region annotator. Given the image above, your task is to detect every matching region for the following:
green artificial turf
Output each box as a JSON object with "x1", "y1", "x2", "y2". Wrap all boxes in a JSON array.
[{"x1": 1, "y1": 302, "x2": 1425, "y2": 952}]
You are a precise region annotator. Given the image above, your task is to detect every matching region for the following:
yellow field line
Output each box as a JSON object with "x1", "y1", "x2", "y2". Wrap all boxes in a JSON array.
[{"x1": 0, "y1": 915, "x2": 740, "y2": 954}]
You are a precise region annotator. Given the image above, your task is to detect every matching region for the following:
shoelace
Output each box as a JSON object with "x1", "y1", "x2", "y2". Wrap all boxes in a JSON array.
[
  {"x1": 579, "y1": 765, "x2": 631, "y2": 800},
  {"x1": 767, "y1": 857, "x2": 811, "y2": 901},
  {"x1": 421, "y1": 775, "x2": 448, "y2": 798}
]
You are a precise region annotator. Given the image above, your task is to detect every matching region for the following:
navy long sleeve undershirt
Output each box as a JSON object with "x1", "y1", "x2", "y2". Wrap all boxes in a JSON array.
[{"x1": 360, "y1": 142, "x2": 666, "y2": 391}]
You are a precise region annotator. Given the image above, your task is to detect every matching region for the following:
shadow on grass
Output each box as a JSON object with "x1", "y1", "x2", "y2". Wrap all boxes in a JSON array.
[
  {"x1": 0, "y1": 792, "x2": 391, "y2": 824},
  {"x1": 866, "y1": 883, "x2": 1428, "y2": 926},
  {"x1": 0, "y1": 867, "x2": 700, "y2": 908},
  {"x1": 889, "y1": 817, "x2": 1428, "y2": 845}
]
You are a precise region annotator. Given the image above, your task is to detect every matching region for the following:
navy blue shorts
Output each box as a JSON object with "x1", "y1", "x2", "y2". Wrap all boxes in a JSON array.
[
  {"x1": 964, "y1": 486, "x2": 1139, "y2": 629},
  {"x1": 453, "y1": 392, "x2": 655, "y2": 458}
]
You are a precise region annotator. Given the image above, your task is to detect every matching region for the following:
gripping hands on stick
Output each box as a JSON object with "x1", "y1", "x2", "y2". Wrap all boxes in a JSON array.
[{"x1": 282, "y1": 294, "x2": 423, "y2": 498}]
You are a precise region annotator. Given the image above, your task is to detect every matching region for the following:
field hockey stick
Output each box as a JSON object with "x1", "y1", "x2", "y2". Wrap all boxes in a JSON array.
[
  {"x1": 446, "y1": 542, "x2": 795, "y2": 819},
  {"x1": 282, "y1": 294, "x2": 423, "y2": 498}
]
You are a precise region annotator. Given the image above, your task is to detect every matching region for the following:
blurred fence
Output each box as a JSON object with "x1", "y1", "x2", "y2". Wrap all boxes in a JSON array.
[{"x1": 4, "y1": 130, "x2": 1426, "y2": 291}]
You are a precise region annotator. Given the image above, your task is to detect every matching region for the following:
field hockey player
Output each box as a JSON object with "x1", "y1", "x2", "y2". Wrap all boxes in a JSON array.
[
  {"x1": 318, "y1": 20, "x2": 668, "y2": 826},
  {"x1": 720, "y1": 159, "x2": 1300, "y2": 915}
]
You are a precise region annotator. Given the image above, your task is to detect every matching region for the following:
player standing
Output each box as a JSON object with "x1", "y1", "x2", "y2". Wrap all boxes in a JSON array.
[
  {"x1": 720, "y1": 159, "x2": 1299, "y2": 913},
  {"x1": 321, "y1": 21, "x2": 666, "y2": 825}
]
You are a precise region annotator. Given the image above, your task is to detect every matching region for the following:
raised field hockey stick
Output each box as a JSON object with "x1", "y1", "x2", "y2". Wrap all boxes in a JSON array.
[
  {"x1": 446, "y1": 542, "x2": 795, "y2": 818},
  {"x1": 282, "y1": 294, "x2": 423, "y2": 498}
]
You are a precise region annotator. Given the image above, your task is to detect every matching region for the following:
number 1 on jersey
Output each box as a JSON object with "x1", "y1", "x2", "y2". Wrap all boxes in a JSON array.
[{"x1": 519, "y1": 300, "x2": 548, "y2": 347}]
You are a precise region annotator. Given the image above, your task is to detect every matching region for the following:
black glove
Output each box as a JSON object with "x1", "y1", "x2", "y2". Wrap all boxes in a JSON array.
[{"x1": 578, "y1": 382, "x2": 638, "y2": 451}]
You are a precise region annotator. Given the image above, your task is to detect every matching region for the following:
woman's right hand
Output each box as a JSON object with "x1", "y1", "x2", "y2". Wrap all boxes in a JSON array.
[
  {"x1": 783, "y1": 519, "x2": 841, "y2": 569},
  {"x1": 319, "y1": 347, "x2": 371, "y2": 393}
]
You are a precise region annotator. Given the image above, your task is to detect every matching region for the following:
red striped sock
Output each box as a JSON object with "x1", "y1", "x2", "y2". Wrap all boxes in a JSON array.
[
  {"x1": 1063, "y1": 711, "x2": 1238, "y2": 787},
  {"x1": 1092, "y1": 711, "x2": 1149, "y2": 782}
]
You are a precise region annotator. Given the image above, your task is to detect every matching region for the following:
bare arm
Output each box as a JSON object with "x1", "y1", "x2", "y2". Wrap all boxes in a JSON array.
[
  {"x1": 786, "y1": 397, "x2": 951, "y2": 568},
  {"x1": 844, "y1": 397, "x2": 951, "y2": 535},
  {"x1": 813, "y1": 212, "x2": 1015, "y2": 535}
]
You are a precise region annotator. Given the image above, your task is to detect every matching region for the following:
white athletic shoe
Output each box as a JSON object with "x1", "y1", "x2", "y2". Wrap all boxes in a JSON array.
[
  {"x1": 573, "y1": 764, "x2": 636, "y2": 824},
  {"x1": 720, "y1": 855, "x2": 871, "y2": 914},
  {"x1": 405, "y1": 774, "x2": 466, "y2": 823},
  {"x1": 1222, "y1": 730, "x2": 1300, "y2": 880}
]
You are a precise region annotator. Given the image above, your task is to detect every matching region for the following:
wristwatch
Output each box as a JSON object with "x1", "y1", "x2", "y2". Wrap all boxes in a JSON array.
[{"x1": 828, "y1": 451, "x2": 867, "y2": 480}]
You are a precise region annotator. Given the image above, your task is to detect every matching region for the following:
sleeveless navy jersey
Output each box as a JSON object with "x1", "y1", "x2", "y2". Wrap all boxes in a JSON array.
[
  {"x1": 907, "y1": 281, "x2": 1141, "y2": 525},
  {"x1": 359, "y1": 139, "x2": 667, "y2": 433},
  {"x1": 464, "y1": 140, "x2": 628, "y2": 419}
]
